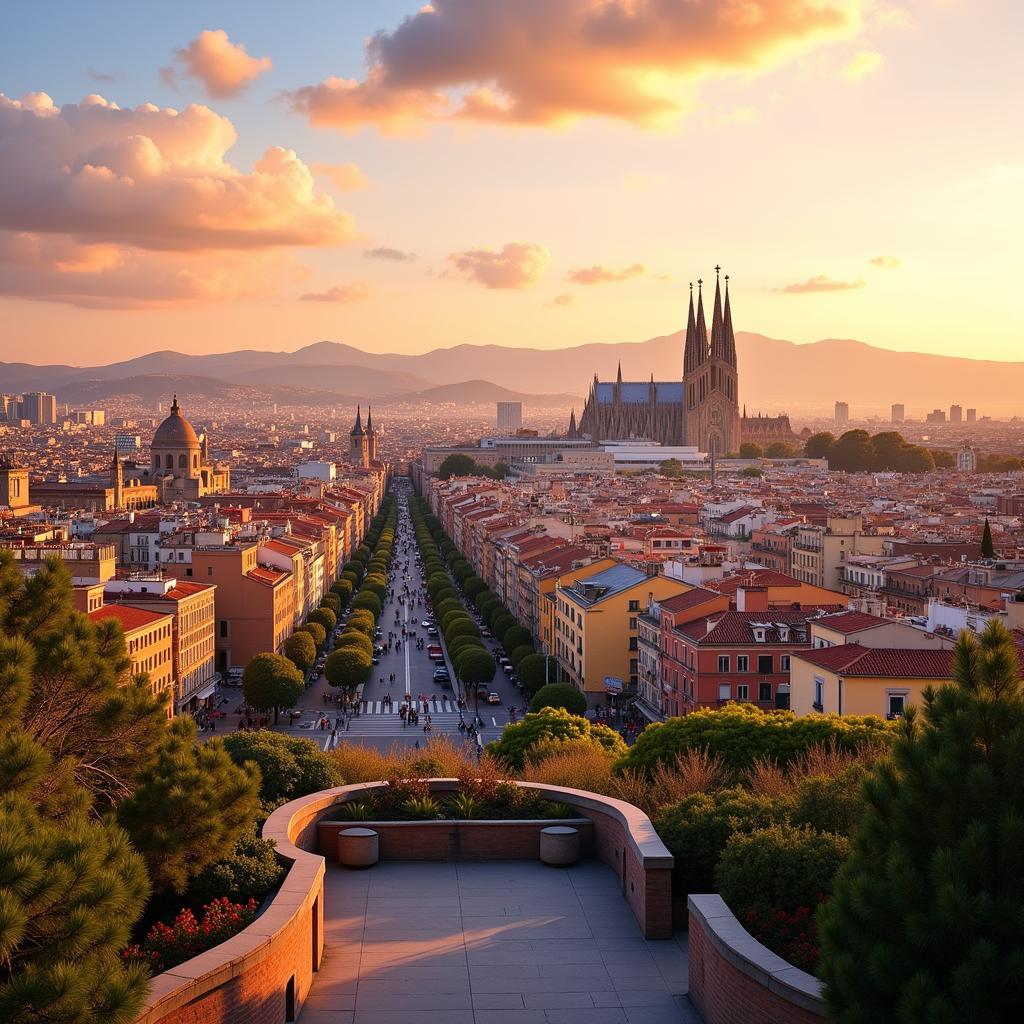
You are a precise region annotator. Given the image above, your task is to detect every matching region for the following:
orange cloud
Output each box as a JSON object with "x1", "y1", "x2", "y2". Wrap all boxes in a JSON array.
[
  {"x1": 299, "y1": 283, "x2": 370, "y2": 303},
  {"x1": 550, "y1": 293, "x2": 574, "y2": 306},
  {"x1": 869, "y1": 255, "x2": 901, "y2": 268},
  {"x1": 777, "y1": 275, "x2": 866, "y2": 293},
  {"x1": 313, "y1": 161, "x2": 369, "y2": 191},
  {"x1": 843, "y1": 48, "x2": 883, "y2": 82},
  {"x1": 173, "y1": 29, "x2": 272, "y2": 98},
  {"x1": 289, "y1": 0, "x2": 869, "y2": 131},
  {"x1": 0, "y1": 91, "x2": 353, "y2": 307},
  {"x1": 364, "y1": 246, "x2": 416, "y2": 262},
  {"x1": 567, "y1": 262, "x2": 645, "y2": 284},
  {"x1": 447, "y1": 242, "x2": 550, "y2": 289}
]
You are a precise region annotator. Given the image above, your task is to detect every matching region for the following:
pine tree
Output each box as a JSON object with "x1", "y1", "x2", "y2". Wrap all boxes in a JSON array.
[
  {"x1": 818, "y1": 620, "x2": 1024, "y2": 1023},
  {"x1": 981, "y1": 517, "x2": 995, "y2": 558}
]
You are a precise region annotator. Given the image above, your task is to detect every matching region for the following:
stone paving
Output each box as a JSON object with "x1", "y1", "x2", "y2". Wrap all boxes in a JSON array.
[{"x1": 300, "y1": 859, "x2": 698, "y2": 1024}]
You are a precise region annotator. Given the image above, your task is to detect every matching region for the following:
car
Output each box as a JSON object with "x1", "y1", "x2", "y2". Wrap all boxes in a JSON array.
[
  {"x1": 503, "y1": 663, "x2": 515, "y2": 675},
  {"x1": 421, "y1": 620, "x2": 432, "y2": 628},
  {"x1": 476, "y1": 682, "x2": 490, "y2": 695},
  {"x1": 310, "y1": 671, "x2": 320, "y2": 681},
  {"x1": 481, "y1": 628, "x2": 492, "y2": 638},
  {"x1": 486, "y1": 692, "x2": 502, "y2": 704},
  {"x1": 427, "y1": 626, "x2": 438, "y2": 637},
  {"x1": 433, "y1": 668, "x2": 451, "y2": 682}
]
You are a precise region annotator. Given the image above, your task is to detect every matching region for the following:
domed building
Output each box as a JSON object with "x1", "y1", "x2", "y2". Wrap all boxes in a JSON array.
[{"x1": 150, "y1": 395, "x2": 230, "y2": 501}]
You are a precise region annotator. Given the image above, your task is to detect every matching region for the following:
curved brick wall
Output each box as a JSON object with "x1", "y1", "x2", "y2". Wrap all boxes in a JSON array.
[
  {"x1": 688, "y1": 894, "x2": 828, "y2": 1024},
  {"x1": 132, "y1": 778, "x2": 675, "y2": 1022}
]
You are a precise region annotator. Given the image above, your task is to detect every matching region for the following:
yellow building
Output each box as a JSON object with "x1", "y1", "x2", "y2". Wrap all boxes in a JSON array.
[
  {"x1": 790, "y1": 516, "x2": 885, "y2": 591},
  {"x1": 538, "y1": 557, "x2": 618, "y2": 656},
  {"x1": 790, "y1": 644, "x2": 953, "y2": 719},
  {"x1": 552, "y1": 562, "x2": 688, "y2": 697},
  {"x1": 90, "y1": 604, "x2": 176, "y2": 716}
]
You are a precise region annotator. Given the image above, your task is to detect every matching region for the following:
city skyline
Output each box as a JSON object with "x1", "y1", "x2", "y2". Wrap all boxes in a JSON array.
[{"x1": 1, "y1": 1, "x2": 1021, "y2": 365}]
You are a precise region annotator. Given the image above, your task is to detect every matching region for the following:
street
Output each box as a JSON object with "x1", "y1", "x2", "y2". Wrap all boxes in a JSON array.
[{"x1": 207, "y1": 480, "x2": 527, "y2": 752}]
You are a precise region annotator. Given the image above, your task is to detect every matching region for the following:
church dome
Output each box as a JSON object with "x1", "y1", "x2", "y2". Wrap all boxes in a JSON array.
[{"x1": 152, "y1": 395, "x2": 200, "y2": 448}]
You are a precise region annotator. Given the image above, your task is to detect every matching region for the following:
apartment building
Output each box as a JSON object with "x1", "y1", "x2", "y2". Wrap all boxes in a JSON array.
[
  {"x1": 790, "y1": 515, "x2": 885, "y2": 590},
  {"x1": 90, "y1": 604, "x2": 175, "y2": 716}
]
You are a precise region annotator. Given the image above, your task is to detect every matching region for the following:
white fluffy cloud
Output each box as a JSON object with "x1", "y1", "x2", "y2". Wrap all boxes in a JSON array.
[
  {"x1": 447, "y1": 242, "x2": 550, "y2": 289},
  {"x1": 172, "y1": 29, "x2": 272, "y2": 98},
  {"x1": 0, "y1": 92, "x2": 354, "y2": 306}
]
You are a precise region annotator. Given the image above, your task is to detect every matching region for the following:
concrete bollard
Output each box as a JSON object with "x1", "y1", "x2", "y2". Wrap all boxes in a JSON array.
[
  {"x1": 338, "y1": 827, "x2": 379, "y2": 868},
  {"x1": 540, "y1": 825, "x2": 580, "y2": 866}
]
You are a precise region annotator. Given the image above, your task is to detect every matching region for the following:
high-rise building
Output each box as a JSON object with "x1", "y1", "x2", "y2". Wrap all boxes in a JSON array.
[
  {"x1": 926, "y1": 409, "x2": 946, "y2": 424},
  {"x1": 22, "y1": 392, "x2": 57, "y2": 425},
  {"x1": 835, "y1": 401, "x2": 850, "y2": 427},
  {"x1": 949, "y1": 404, "x2": 963, "y2": 423},
  {"x1": 497, "y1": 401, "x2": 523, "y2": 434},
  {"x1": 891, "y1": 403, "x2": 905, "y2": 424},
  {"x1": 115, "y1": 432, "x2": 142, "y2": 453},
  {"x1": 956, "y1": 445, "x2": 977, "y2": 472},
  {"x1": 966, "y1": 408, "x2": 977, "y2": 423}
]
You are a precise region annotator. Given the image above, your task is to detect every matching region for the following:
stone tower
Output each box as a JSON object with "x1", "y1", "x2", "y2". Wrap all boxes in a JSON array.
[
  {"x1": 365, "y1": 405, "x2": 377, "y2": 463},
  {"x1": 350, "y1": 405, "x2": 369, "y2": 468}
]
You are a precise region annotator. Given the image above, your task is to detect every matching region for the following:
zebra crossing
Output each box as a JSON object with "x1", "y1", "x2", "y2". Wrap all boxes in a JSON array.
[{"x1": 359, "y1": 697, "x2": 463, "y2": 715}]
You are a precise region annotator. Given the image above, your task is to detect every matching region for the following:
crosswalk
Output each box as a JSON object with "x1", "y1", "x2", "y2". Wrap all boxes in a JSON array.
[{"x1": 358, "y1": 697, "x2": 464, "y2": 715}]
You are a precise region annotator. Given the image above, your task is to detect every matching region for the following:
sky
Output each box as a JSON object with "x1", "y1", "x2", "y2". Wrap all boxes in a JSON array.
[{"x1": 0, "y1": 0, "x2": 1020, "y2": 365}]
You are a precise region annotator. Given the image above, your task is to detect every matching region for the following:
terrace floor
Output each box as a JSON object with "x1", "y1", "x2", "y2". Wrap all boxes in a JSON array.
[{"x1": 300, "y1": 859, "x2": 699, "y2": 1024}]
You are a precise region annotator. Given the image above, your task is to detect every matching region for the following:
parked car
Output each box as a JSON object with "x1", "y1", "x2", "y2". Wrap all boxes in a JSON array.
[
  {"x1": 487, "y1": 692, "x2": 502, "y2": 704},
  {"x1": 427, "y1": 626, "x2": 438, "y2": 637},
  {"x1": 421, "y1": 620, "x2": 432, "y2": 628},
  {"x1": 433, "y1": 668, "x2": 451, "y2": 682},
  {"x1": 481, "y1": 628, "x2": 492, "y2": 638}
]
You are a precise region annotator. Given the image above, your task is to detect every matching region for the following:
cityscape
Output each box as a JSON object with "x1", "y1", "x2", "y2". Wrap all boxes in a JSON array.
[{"x1": 2, "y1": 5, "x2": 1022, "y2": 1024}]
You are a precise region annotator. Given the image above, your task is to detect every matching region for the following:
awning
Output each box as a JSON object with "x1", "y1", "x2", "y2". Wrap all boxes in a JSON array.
[{"x1": 188, "y1": 678, "x2": 219, "y2": 704}]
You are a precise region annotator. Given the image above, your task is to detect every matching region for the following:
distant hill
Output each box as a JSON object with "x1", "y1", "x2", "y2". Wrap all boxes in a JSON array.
[
  {"x1": 391, "y1": 380, "x2": 580, "y2": 406},
  {"x1": 5, "y1": 333, "x2": 1023, "y2": 415}
]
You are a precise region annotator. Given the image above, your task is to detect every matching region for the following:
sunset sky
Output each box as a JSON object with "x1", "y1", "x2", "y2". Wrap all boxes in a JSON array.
[{"x1": 1, "y1": 1, "x2": 1020, "y2": 365}]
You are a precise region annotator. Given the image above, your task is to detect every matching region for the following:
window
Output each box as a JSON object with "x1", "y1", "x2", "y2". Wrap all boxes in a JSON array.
[
  {"x1": 219, "y1": 620, "x2": 228, "y2": 638},
  {"x1": 207, "y1": 566, "x2": 213, "y2": 576},
  {"x1": 629, "y1": 617, "x2": 637, "y2": 629},
  {"x1": 717, "y1": 683, "x2": 731, "y2": 702},
  {"x1": 736, "y1": 684, "x2": 749, "y2": 701},
  {"x1": 628, "y1": 637, "x2": 638, "y2": 651},
  {"x1": 813, "y1": 675, "x2": 824, "y2": 711},
  {"x1": 737, "y1": 655, "x2": 749, "y2": 672},
  {"x1": 628, "y1": 600, "x2": 640, "y2": 612},
  {"x1": 759, "y1": 682, "x2": 773, "y2": 702},
  {"x1": 718, "y1": 655, "x2": 730, "y2": 672},
  {"x1": 781, "y1": 655, "x2": 791, "y2": 672},
  {"x1": 758, "y1": 654, "x2": 773, "y2": 674},
  {"x1": 887, "y1": 692, "x2": 906, "y2": 718}
]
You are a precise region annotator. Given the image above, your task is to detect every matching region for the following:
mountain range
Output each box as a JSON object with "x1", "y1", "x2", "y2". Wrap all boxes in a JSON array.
[{"x1": 2, "y1": 334, "x2": 1021, "y2": 414}]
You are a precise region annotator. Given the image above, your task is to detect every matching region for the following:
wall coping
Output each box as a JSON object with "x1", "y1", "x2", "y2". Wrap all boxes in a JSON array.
[
  {"x1": 319, "y1": 817, "x2": 593, "y2": 828},
  {"x1": 688, "y1": 894, "x2": 826, "y2": 1017}
]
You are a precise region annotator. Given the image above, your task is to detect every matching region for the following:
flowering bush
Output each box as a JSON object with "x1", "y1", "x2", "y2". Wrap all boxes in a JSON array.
[
  {"x1": 123, "y1": 897, "x2": 259, "y2": 973},
  {"x1": 743, "y1": 904, "x2": 821, "y2": 974}
]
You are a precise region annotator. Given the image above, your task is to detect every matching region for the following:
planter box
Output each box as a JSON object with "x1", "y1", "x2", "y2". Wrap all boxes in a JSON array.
[{"x1": 317, "y1": 817, "x2": 594, "y2": 862}]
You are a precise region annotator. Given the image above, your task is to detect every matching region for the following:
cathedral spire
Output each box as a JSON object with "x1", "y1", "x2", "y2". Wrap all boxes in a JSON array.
[
  {"x1": 351, "y1": 404, "x2": 364, "y2": 436},
  {"x1": 723, "y1": 273, "x2": 737, "y2": 368},
  {"x1": 710, "y1": 265, "x2": 726, "y2": 360},
  {"x1": 616, "y1": 361, "x2": 623, "y2": 384},
  {"x1": 567, "y1": 408, "x2": 578, "y2": 438},
  {"x1": 695, "y1": 278, "x2": 709, "y2": 363},
  {"x1": 683, "y1": 281, "x2": 704, "y2": 375}
]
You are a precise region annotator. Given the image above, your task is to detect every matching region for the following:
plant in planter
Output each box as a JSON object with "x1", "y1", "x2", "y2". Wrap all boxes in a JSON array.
[
  {"x1": 448, "y1": 793, "x2": 484, "y2": 819},
  {"x1": 403, "y1": 795, "x2": 444, "y2": 819}
]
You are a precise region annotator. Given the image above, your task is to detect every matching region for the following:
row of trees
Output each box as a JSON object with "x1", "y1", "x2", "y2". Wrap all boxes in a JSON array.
[{"x1": 437, "y1": 453, "x2": 510, "y2": 480}]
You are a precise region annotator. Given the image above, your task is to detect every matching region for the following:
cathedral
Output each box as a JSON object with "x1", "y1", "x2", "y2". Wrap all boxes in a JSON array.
[
  {"x1": 147, "y1": 395, "x2": 230, "y2": 501},
  {"x1": 349, "y1": 404, "x2": 378, "y2": 467},
  {"x1": 576, "y1": 270, "x2": 795, "y2": 454}
]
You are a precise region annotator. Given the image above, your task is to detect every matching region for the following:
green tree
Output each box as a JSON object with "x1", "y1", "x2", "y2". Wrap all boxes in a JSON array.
[
  {"x1": 870, "y1": 430, "x2": 906, "y2": 469},
  {"x1": 740, "y1": 465, "x2": 762, "y2": 478},
  {"x1": 829, "y1": 430, "x2": 875, "y2": 472},
  {"x1": 331, "y1": 578, "x2": 353, "y2": 604},
  {"x1": 346, "y1": 609, "x2": 375, "y2": 635},
  {"x1": 660, "y1": 457, "x2": 683, "y2": 477},
  {"x1": 804, "y1": 431, "x2": 836, "y2": 459},
  {"x1": 819, "y1": 621, "x2": 1024, "y2": 1022},
  {"x1": 981, "y1": 517, "x2": 995, "y2": 557},
  {"x1": 518, "y1": 652, "x2": 556, "y2": 693},
  {"x1": 116, "y1": 718, "x2": 260, "y2": 894},
  {"x1": 437, "y1": 453, "x2": 477, "y2": 479},
  {"x1": 296, "y1": 621, "x2": 326, "y2": 649},
  {"x1": 222, "y1": 730, "x2": 342, "y2": 804},
  {"x1": 351, "y1": 591, "x2": 381, "y2": 619},
  {"x1": 503, "y1": 624, "x2": 532, "y2": 652},
  {"x1": 284, "y1": 630, "x2": 317, "y2": 674},
  {"x1": 319, "y1": 592, "x2": 342, "y2": 615},
  {"x1": 739, "y1": 442, "x2": 764, "y2": 459},
  {"x1": 530, "y1": 682, "x2": 587, "y2": 716},
  {"x1": 335, "y1": 629, "x2": 373, "y2": 658},
  {"x1": 308, "y1": 606, "x2": 338, "y2": 633},
  {"x1": 242, "y1": 652, "x2": 305, "y2": 724},
  {"x1": 446, "y1": 619, "x2": 480, "y2": 643},
  {"x1": 765, "y1": 441, "x2": 798, "y2": 459},
  {"x1": 454, "y1": 648, "x2": 496, "y2": 690},
  {"x1": 509, "y1": 643, "x2": 535, "y2": 669},
  {"x1": 325, "y1": 645, "x2": 372, "y2": 697},
  {"x1": 932, "y1": 449, "x2": 955, "y2": 469},
  {"x1": 487, "y1": 707, "x2": 626, "y2": 770}
]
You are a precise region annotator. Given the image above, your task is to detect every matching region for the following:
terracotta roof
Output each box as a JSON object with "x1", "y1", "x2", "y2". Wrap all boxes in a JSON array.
[
  {"x1": 711, "y1": 570, "x2": 804, "y2": 593},
  {"x1": 90, "y1": 604, "x2": 171, "y2": 632},
  {"x1": 248, "y1": 566, "x2": 288, "y2": 585},
  {"x1": 677, "y1": 609, "x2": 817, "y2": 645},
  {"x1": 660, "y1": 588, "x2": 725, "y2": 614},
  {"x1": 796, "y1": 644, "x2": 955, "y2": 679},
  {"x1": 814, "y1": 611, "x2": 890, "y2": 634}
]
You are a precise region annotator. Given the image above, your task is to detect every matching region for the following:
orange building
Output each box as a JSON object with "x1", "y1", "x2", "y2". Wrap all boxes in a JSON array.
[{"x1": 90, "y1": 604, "x2": 175, "y2": 716}]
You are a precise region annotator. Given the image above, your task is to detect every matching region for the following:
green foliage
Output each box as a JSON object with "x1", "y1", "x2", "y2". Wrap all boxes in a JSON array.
[
  {"x1": 454, "y1": 648, "x2": 496, "y2": 685},
  {"x1": 434, "y1": 598, "x2": 462, "y2": 622},
  {"x1": 474, "y1": 589, "x2": 497, "y2": 614},
  {"x1": 297, "y1": 621, "x2": 326, "y2": 649},
  {"x1": 617, "y1": 702, "x2": 894, "y2": 776},
  {"x1": 222, "y1": 730, "x2": 342, "y2": 804},
  {"x1": 503, "y1": 624, "x2": 531, "y2": 652},
  {"x1": 464, "y1": 577, "x2": 487, "y2": 602},
  {"x1": 740, "y1": 466, "x2": 762, "y2": 478},
  {"x1": 437, "y1": 453, "x2": 477, "y2": 479},
  {"x1": 978, "y1": 453, "x2": 1024, "y2": 472},
  {"x1": 346, "y1": 609, "x2": 375, "y2": 635},
  {"x1": 442, "y1": 608, "x2": 471, "y2": 632},
  {"x1": 335, "y1": 629, "x2": 373, "y2": 658},
  {"x1": 448, "y1": 793, "x2": 484, "y2": 819},
  {"x1": 242, "y1": 652, "x2": 305, "y2": 719},
  {"x1": 517, "y1": 652, "x2": 555, "y2": 693},
  {"x1": 739, "y1": 441, "x2": 764, "y2": 458},
  {"x1": 765, "y1": 441, "x2": 798, "y2": 459},
  {"x1": 509, "y1": 643, "x2": 535, "y2": 668},
  {"x1": 361, "y1": 574, "x2": 387, "y2": 600},
  {"x1": 402, "y1": 795, "x2": 444, "y2": 819},
  {"x1": 350, "y1": 591, "x2": 381, "y2": 619},
  {"x1": 932, "y1": 449, "x2": 955, "y2": 469},
  {"x1": 981, "y1": 517, "x2": 994, "y2": 557},
  {"x1": 319, "y1": 592, "x2": 342, "y2": 615},
  {"x1": 308, "y1": 606, "x2": 338, "y2": 632},
  {"x1": 445, "y1": 618, "x2": 480, "y2": 643},
  {"x1": 530, "y1": 682, "x2": 587, "y2": 716},
  {"x1": 116, "y1": 719, "x2": 260, "y2": 894},
  {"x1": 325, "y1": 645, "x2": 372, "y2": 694},
  {"x1": 804, "y1": 431, "x2": 836, "y2": 459},
  {"x1": 654, "y1": 787, "x2": 787, "y2": 898},
  {"x1": 789, "y1": 765, "x2": 869, "y2": 837},
  {"x1": 331, "y1": 578, "x2": 353, "y2": 603},
  {"x1": 819, "y1": 621, "x2": 1024, "y2": 1022},
  {"x1": 284, "y1": 630, "x2": 317, "y2": 674},
  {"x1": 487, "y1": 707, "x2": 626, "y2": 770},
  {"x1": 716, "y1": 823, "x2": 850, "y2": 916},
  {"x1": 190, "y1": 826, "x2": 285, "y2": 905},
  {"x1": 659, "y1": 457, "x2": 684, "y2": 477}
]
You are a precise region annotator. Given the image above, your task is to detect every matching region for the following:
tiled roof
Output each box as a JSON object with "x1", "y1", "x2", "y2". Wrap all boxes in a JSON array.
[
  {"x1": 677, "y1": 609, "x2": 816, "y2": 645},
  {"x1": 814, "y1": 611, "x2": 890, "y2": 634},
  {"x1": 90, "y1": 604, "x2": 171, "y2": 632},
  {"x1": 660, "y1": 588, "x2": 724, "y2": 613},
  {"x1": 248, "y1": 566, "x2": 288, "y2": 585},
  {"x1": 796, "y1": 644, "x2": 954, "y2": 678},
  {"x1": 710, "y1": 570, "x2": 803, "y2": 593},
  {"x1": 561, "y1": 563, "x2": 650, "y2": 607}
]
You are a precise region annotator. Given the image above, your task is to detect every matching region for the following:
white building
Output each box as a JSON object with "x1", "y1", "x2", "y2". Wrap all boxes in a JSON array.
[{"x1": 296, "y1": 460, "x2": 337, "y2": 482}]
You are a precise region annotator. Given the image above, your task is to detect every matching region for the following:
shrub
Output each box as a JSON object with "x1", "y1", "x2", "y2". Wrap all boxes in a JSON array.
[
  {"x1": 520, "y1": 739, "x2": 617, "y2": 795},
  {"x1": 617, "y1": 702, "x2": 895, "y2": 776},
  {"x1": 654, "y1": 787, "x2": 786, "y2": 898},
  {"x1": 487, "y1": 707, "x2": 627, "y2": 770},
  {"x1": 789, "y1": 764, "x2": 868, "y2": 837},
  {"x1": 530, "y1": 682, "x2": 587, "y2": 716},
  {"x1": 222, "y1": 730, "x2": 342, "y2": 803},
  {"x1": 190, "y1": 826, "x2": 285, "y2": 905}
]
